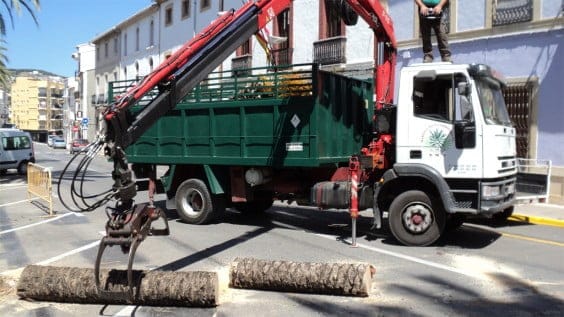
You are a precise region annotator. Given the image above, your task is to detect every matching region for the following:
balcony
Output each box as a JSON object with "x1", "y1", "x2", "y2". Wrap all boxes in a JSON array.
[
  {"x1": 313, "y1": 36, "x2": 346, "y2": 66},
  {"x1": 231, "y1": 54, "x2": 253, "y2": 77},
  {"x1": 271, "y1": 47, "x2": 293, "y2": 66},
  {"x1": 493, "y1": 0, "x2": 533, "y2": 26}
]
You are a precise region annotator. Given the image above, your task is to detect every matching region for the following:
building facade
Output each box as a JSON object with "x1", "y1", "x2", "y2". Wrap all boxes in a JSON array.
[
  {"x1": 86, "y1": 0, "x2": 563, "y2": 202},
  {"x1": 10, "y1": 71, "x2": 65, "y2": 141},
  {"x1": 387, "y1": 0, "x2": 563, "y2": 202},
  {"x1": 71, "y1": 43, "x2": 96, "y2": 141}
]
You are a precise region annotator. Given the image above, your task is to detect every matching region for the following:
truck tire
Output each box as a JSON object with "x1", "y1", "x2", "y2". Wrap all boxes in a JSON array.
[
  {"x1": 388, "y1": 190, "x2": 445, "y2": 246},
  {"x1": 175, "y1": 179, "x2": 224, "y2": 224},
  {"x1": 17, "y1": 161, "x2": 28, "y2": 175}
]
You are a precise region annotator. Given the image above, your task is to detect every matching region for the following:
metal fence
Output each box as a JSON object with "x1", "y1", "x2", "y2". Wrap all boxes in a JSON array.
[{"x1": 27, "y1": 162, "x2": 53, "y2": 215}]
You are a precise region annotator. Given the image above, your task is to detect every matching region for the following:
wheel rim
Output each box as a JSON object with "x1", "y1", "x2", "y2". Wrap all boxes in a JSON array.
[
  {"x1": 401, "y1": 202, "x2": 433, "y2": 234},
  {"x1": 181, "y1": 188, "x2": 205, "y2": 217}
]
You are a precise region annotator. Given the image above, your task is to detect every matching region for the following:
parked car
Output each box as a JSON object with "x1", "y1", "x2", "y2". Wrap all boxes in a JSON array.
[
  {"x1": 70, "y1": 139, "x2": 89, "y2": 154},
  {"x1": 47, "y1": 135, "x2": 57, "y2": 147},
  {"x1": 0, "y1": 128, "x2": 35, "y2": 175},
  {"x1": 52, "y1": 137, "x2": 67, "y2": 149}
]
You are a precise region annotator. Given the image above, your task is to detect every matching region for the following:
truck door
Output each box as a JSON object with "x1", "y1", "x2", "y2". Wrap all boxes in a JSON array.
[{"x1": 404, "y1": 72, "x2": 483, "y2": 178}]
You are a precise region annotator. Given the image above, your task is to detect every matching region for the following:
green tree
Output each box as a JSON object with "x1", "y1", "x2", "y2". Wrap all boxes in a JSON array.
[{"x1": 0, "y1": 0, "x2": 40, "y2": 87}]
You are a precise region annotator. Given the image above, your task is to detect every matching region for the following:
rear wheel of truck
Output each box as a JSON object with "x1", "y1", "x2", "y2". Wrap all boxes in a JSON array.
[
  {"x1": 388, "y1": 190, "x2": 445, "y2": 246},
  {"x1": 175, "y1": 178, "x2": 224, "y2": 224}
]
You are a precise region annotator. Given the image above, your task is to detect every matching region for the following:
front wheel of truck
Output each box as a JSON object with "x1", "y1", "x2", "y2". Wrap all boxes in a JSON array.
[
  {"x1": 388, "y1": 190, "x2": 445, "y2": 246},
  {"x1": 175, "y1": 178, "x2": 224, "y2": 224}
]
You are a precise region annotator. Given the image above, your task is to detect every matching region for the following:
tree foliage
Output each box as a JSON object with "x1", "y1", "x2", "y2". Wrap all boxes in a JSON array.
[{"x1": 0, "y1": 0, "x2": 40, "y2": 88}]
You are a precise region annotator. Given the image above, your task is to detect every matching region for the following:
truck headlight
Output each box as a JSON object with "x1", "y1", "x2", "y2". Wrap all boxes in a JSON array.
[{"x1": 482, "y1": 185, "x2": 500, "y2": 198}]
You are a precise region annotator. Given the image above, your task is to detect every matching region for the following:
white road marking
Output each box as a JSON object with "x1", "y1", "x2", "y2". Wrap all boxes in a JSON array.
[
  {"x1": 0, "y1": 198, "x2": 38, "y2": 207},
  {"x1": 315, "y1": 233, "x2": 483, "y2": 279},
  {"x1": 0, "y1": 212, "x2": 75, "y2": 235},
  {"x1": 36, "y1": 240, "x2": 100, "y2": 265},
  {"x1": 0, "y1": 184, "x2": 27, "y2": 189},
  {"x1": 270, "y1": 219, "x2": 483, "y2": 279}
]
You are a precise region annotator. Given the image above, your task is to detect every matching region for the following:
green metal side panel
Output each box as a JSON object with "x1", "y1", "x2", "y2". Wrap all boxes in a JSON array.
[{"x1": 122, "y1": 64, "x2": 374, "y2": 168}]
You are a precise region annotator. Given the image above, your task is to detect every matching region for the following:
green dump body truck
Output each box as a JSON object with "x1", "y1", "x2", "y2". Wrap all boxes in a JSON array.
[{"x1": 111, "y1": 64, "x2": 375, "y2": 224}]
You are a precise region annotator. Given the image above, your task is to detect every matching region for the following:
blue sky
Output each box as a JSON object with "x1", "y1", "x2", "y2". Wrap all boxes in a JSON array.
[{"x1": 5, "y1": 1, "x2": 153, "y2": 77}]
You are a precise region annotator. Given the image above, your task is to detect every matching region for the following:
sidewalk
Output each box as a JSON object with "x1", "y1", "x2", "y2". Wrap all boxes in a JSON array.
[{"x1": 512, "y1": 202, "x2": 564, "y2": 227}]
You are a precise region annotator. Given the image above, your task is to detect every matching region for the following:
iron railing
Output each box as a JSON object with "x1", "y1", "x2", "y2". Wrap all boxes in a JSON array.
[
  {"x1": 493, "y1": 0, "x2": 533, "y2": 26},
  {"x1": 313, "y1": 36, "x2": 346, "y2": 65}
]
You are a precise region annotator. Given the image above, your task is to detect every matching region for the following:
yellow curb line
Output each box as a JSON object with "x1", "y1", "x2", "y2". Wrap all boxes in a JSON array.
[{"x1": 510, "y1": 214, "x2": 564, "y2": 228}]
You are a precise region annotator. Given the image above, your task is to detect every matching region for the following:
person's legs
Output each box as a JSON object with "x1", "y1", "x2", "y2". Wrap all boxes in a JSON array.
[
  {"x1": 436, "y1": 15, "x2": 451, "y2": 62},
  {"x1": 419, "y1": 16, "x2": 433, "y2": 62}
]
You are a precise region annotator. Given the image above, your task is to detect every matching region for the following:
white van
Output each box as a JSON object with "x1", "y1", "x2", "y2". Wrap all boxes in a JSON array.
[{"x1": 0, "y1": 129, "x2": 35, "y2": 175}]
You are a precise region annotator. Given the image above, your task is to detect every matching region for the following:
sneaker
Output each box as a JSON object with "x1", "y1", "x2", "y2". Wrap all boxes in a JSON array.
[
  {"x1": 442, "y1": 56, "x2": 452, "y2": 62},
  {"x1": 423, "y1": 56, "x2": 433, "y2": 63}
]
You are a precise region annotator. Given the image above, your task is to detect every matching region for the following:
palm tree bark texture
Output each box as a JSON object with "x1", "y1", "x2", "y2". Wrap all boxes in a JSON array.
[
  {"x1": 229, "y1": 257, "x2": 375, "y2": 297},
  {"x1": 17, "y1": 265, "x2": 219, "y2": 307}
]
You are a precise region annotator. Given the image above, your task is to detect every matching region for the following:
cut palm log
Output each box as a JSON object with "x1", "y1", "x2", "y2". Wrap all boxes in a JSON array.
[
  {"x1": 17, "y1": 265, "x2": 218, "y2": 307},
  {"x1": 229, "y1": 258, "x2": 375, "y2": 297}
]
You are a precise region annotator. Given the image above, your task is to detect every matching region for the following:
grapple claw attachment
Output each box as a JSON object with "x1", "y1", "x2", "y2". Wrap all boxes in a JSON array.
[{"x1": 94, "y1": 203, "x2": 170, "y2": 302}]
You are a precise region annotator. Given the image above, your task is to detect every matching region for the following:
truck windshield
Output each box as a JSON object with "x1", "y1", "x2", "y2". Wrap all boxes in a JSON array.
[{"x1": 475, "y1": 78, "x2": 512, "y2": 126}]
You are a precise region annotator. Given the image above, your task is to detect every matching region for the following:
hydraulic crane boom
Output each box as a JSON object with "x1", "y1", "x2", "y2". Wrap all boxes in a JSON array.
[{"x1": 60, "y1": 0, "x2": 398, "y2": 301}]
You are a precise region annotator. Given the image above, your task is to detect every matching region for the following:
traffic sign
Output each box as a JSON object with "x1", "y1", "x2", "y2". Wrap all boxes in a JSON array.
[{"x1": 81, "y1": 118, "x2": 89, "y2": 125}]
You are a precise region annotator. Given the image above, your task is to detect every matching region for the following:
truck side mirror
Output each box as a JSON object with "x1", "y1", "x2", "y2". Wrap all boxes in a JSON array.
[{"x1": 454, "y1": 120, "x2": 476, "y2": 149}]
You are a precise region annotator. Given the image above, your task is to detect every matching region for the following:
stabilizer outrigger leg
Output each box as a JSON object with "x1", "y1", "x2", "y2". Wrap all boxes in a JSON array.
[{"x1": 94, "y1": 203, "x2": 170, "y2": 302}]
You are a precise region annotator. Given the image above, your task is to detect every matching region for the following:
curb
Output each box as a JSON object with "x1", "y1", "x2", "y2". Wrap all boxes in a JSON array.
[{"x1": 510, "y1": 214, "x2": 564, "y2": 228}]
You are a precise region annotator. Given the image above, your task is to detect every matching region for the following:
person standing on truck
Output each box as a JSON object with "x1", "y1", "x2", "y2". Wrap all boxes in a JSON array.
[{"x1": 415, "y1": 0, "x2": 452, "y2": 63}]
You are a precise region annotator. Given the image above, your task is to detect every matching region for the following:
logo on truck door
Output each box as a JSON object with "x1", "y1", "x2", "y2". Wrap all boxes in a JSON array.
[{"x1": 421, "y1": 125, "x2": 453, "y2": 155}]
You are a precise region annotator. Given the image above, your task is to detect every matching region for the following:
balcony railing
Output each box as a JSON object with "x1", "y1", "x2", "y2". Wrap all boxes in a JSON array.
[
  {"x1": 271, "y1": 47, "x2": 293, "y2": 66},
  {"x1": 231, "y1": 54, "x2": 253, "y2": 77},
  {"x1": 493, "y1": 0, "x2": 533, "y2": 26},
  {"x1": 313, "y1": 36, "x2": 346, "y2": 66}
]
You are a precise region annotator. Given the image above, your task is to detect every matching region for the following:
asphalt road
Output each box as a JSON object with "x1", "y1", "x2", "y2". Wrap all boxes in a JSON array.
[{"x1": 1, "y1": 143, "x2": 563, "y2": 316}]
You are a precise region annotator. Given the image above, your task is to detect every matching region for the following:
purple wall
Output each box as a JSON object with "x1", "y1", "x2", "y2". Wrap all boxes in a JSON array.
[{"x1": 396, "y1": 29, "x2": 564, "y2": 165}]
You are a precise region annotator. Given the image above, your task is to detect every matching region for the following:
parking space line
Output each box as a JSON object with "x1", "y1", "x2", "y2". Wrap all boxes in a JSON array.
[
  {"x1": 0, "y1": 212, "x2": 75, "y2": 235},
  {"x1": 314, "y1": 233, "x2": 483, "y2": 279},
  {"x1": 0, "y1": 198, "x2": 38, "y2": 208},
  {"x1": 37, "y1": 240, "x2": 100, "y2": 265}
]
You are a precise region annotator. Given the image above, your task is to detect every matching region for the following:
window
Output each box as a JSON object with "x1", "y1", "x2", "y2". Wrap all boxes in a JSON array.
[
  {"x1": 493, "y1": 0, "x2": 533, "y2": 26},
  {"x1": 165, "y1": 6, "x2": 173, "y2": 26},
  {"x1": 413, "y1": 74, "x2": 459, "y2": 122},
  {"x1": 201, "y1": 0, "x2": 210, "y2": 12},
  {"x1": 149, "y1": 58, "x2": 154, "y2": 72},
  {"x1": 324, "y1": 0, "x2": 343, "y2": 38},
  {"x1": 123, "y1": 33, "x2": 128, "y2": 56},
  {"x1": 2, "y1": 136, "x2": 31, "y2": 150},
  {"x1": 149, "y1": 20, "x2": 155, "y2": 46},
  {"x1": 104, "y1": 42, "x2": 108, "y2": 58},
  {"x1": 181, "y1": 0, "x2": 190, "y2": 19},
  {"x1": 136, "y1": 27, "x2": 140, "y2": 51},
  {"x1": 238, "y1": 39, "x2": 251, "y2": 56},
  {"x1": 113, "y1": 37, "x2": 118, "y2": 55},
  {"x1": 267, "y1": 8, "x2": 292, "y2": 66},
  {"x1": 96, "y1": 47, "x2": 100, "y2": 61}
]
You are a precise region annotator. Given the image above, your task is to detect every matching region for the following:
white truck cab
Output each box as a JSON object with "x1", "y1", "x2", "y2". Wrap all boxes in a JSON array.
[
  {"x1": 394, "y1": 62, "x2": 516, "y2": 214},
  {"x1": 0, "y1": 129, "x2": 35, "y2": 175}
]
